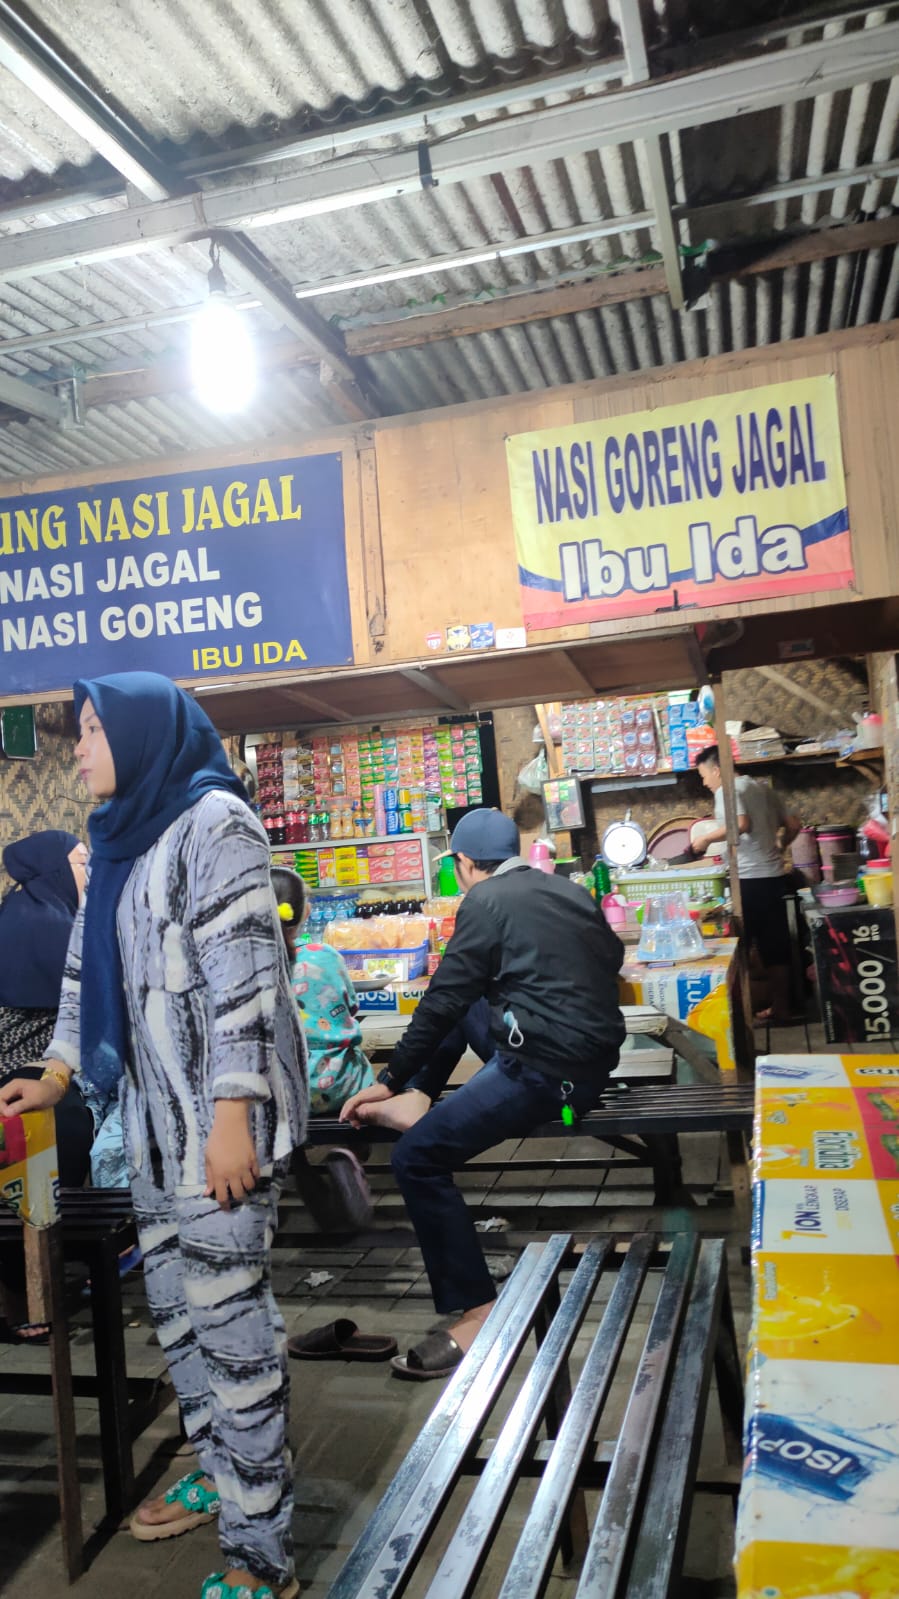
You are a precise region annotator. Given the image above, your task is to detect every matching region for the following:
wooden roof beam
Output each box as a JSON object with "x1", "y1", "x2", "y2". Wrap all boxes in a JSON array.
[
  {"x1": 397, "y1": 668, "x2": 472, "y2": 714},
  {"x1": 344, "y1": 269, "x2": 666, "y2": 353},
  {"x1": 558, "y1": 651, "x2": 597, "y2": 696},
  {"x1": 713, "y1": 212, "x2": 899, "y2": 280},
  {"x1": 347, "y1": 216, "x2": 899, "y2": 353},
  {"x1": 22, "y1": 217, "x2": 899, "y2": 418},
  {"x1": 282, "y1": 687, "x2": 353, "y2": 722}
]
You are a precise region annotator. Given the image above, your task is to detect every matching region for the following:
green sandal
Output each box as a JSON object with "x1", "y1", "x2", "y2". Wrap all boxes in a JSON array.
[
  {"x1": 200, "y1": 1576, "x2": 299, "y2": 1599},
  {"x1": 130, "y1": 1469, "x2": 221, "y2": 1542}
]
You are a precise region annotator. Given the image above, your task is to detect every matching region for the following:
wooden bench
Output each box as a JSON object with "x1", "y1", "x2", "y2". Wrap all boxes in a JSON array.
[
  {"x1": 305, "y1": 1081, "x2": 754, "y2": 1208},
  {"x1": 325, "y1": 1230, "x2": 744, "y2": 1599},
  {"x1": 0, "y1": 1187, "x2": 171, "y2": 1527}
]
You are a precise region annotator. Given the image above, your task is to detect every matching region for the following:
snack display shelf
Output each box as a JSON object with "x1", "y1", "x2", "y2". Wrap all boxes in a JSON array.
[
  {"x1": 269, "y1": 832, "x2": 433, "y2": 897},
  {"x1": 273, "y1": 875, "x2": 426, "y2": 895},
  {"x1": 269, "y1": 833, "x2": 430, "y2": 849}
]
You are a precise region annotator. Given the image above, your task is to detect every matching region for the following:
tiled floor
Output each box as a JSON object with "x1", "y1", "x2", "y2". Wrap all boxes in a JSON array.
[{"x1": 1, "y1": 1024, "x2": 819, "y2": 1599}]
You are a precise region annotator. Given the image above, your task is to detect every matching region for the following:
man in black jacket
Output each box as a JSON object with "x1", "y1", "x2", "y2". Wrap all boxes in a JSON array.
[{"x1": 341, "y1": 808, "x2": 625, "y2": 1379}]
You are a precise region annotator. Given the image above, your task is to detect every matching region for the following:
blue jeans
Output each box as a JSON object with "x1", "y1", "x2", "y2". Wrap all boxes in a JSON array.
[
  {"x1": 392, "y1": 1041, "x2": 606, "y2": 1315},
  {"x1": 406, "y1": 995, "x2": 493, "y2": 1100}
]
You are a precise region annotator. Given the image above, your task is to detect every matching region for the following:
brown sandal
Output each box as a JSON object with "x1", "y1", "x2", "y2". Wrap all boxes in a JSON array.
[
  {"x1": 288, "y1": 1318, "x2": 396, "y2": 1362},
  {"x1": 390, "y1": 1330, "x2": 464, "y2": 1381}
]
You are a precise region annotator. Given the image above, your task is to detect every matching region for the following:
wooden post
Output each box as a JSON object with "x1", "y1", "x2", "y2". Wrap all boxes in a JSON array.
[
  {"x1": 535, "y1": 702, "x2": 563, "y2": 779},
  {"x1": 869, "y1": 652, "x2": 899, "y2": 949},
  {"x1": 713, "y1": 679, "x2": 755, "y2": 1077},
  {"x1": 358, "y1": 442, "x2": 386, "y2": 650},
  {"x1": 536, "y1": 701, "x2": 573, "y2": 858},
  {"x1": 24, "y1": 1222, "x2": 83, "y2": 1579}
]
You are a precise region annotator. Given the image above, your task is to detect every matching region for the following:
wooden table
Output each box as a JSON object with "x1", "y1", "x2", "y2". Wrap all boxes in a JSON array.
[
  {"x1": 359, "y1": 1005, "x2": 677, "y2": 1083},
  {"x1": 735, "y1": 1053, "x2": 899, "y2": 1599},
  {"x1": 0, "y1": 1106, "x2": 82, "y2": 1578},
  {"x1": 358, "y1": 937, "x2": 742, "y2": 1083},
  {"x1": 619, "y1": 936, "x2": 741, "y2": 1073}
]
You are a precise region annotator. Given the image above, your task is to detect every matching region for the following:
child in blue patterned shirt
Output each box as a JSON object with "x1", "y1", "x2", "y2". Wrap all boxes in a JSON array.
[{"x1": 271, "y1": 868, "x2": 374, "y2": 1115}]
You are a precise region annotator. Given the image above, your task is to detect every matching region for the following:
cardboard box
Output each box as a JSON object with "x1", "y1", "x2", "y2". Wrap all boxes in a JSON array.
[{"x1": 619, "y1": 938, "x2": 737, "y2": 1020}]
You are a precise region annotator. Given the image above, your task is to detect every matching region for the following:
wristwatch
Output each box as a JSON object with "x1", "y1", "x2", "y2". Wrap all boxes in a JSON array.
[{"x1": 377, "y1": 1066, "x2": 404, "y2": 1093}]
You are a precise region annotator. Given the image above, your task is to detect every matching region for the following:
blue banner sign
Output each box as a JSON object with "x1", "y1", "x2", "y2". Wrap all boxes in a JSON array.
[{"x1": 0, "y1": 453, "x2": 353, "y2": 695}]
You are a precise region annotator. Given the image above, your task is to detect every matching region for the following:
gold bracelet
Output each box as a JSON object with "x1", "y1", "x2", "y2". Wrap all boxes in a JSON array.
[{"x1": 40, "y1": 1066, "x2": 71, "y2": 1093}]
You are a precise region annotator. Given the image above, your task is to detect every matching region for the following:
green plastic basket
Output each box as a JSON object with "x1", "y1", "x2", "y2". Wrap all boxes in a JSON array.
[{"x1": 610, "y1": 866, "x2": 727, "y2": 904}]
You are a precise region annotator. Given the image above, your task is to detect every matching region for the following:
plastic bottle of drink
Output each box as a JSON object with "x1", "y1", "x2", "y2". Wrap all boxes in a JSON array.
[
  {"x1": 593, "y1": 857, "x2": 612, "y2": 895},
  {"x1": 320, "y1": 805, "x2": 331, "y2": 841},
  {"x1": 529, "y1": 839, "x2": 555, "y2": 874},
  {"x1": 297, "y1": 807, "x2": 310, "y2": 844},
  {"x1": 438, "y1": 856, "x2": 459, "y2": 896}
]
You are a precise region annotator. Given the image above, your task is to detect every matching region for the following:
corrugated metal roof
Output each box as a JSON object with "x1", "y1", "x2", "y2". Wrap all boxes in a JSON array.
[
  {"x1": 23, "y1": 0, "x2": 618, "y2": 156},
  {"x1": 0, "y1": 0, "x2": 896, "y2": 476}
]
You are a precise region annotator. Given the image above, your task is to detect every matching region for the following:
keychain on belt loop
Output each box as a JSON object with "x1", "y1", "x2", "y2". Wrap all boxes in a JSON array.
[
  {"x1": 560, "y1": 1080, "x2": 575, "y2": 1127},
  {"x1": 504, "y1": 1009, "x2": 524, "y2": 1049}
]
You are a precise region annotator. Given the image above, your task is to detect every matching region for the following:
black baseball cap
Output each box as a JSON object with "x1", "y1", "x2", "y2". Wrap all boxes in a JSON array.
[{"x1": 445, "y1": 808, "x2": 519, "y2": 862}]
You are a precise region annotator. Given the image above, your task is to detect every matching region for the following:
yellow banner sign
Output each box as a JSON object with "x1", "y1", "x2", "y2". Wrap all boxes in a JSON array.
[{"x1": 505, "y1": 375, "x2": 853, "y2": 628}]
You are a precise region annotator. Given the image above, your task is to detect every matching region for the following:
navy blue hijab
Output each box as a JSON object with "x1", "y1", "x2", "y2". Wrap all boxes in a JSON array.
[
  {"x1": 0, "y1": 830, "x2": 81, "y2": 1009},
  {"x1": 75, "y1": 672, "x2": 247, "y2": 1101}
]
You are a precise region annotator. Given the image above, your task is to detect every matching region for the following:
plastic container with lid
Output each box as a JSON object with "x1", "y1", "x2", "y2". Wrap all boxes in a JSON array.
[
  {"x1": 791, "y1": 826, "x2": 821, "y2": 885},
  {"x1": 816, "y1": 825, "x2": 855, "y2": 880},
  {"x1": 862, "y1": 867, "x2": 893, "y2": 907},
  {"x1": 635, "y1": 891, "x2": 706, "y2": 963}
]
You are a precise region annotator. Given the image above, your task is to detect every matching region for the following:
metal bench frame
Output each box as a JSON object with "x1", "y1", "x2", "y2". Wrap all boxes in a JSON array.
[
  {"x1": 305, "y1": 1080, "x2": 754, "y2": 1211},
  {"x1": 326, "y1": 1231, "x2": 743, "y2": 1599}
]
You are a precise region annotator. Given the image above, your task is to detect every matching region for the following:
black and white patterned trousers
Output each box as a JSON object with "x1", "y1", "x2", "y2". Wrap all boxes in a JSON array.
[{"x1": 132, "y1": 1175, "x2": 293, "y2": 1587}]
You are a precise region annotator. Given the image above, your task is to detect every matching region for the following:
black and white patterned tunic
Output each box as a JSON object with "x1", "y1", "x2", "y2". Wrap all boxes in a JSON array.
[{"x1": 47, "y1": 790, "x2": 308, "y2": 1186}]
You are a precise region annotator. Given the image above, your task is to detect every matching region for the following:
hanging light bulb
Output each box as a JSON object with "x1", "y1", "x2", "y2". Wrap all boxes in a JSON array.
[{"x1": 190, "y1": 243, "x2": 257, "y2": 413}]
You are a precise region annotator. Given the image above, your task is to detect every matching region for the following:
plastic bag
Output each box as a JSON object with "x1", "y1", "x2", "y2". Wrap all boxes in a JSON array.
[
  {"x1": 687, "y1": 984, "x2": 735, "y2": 1073},
  {"x1": 861, "y1": 793, "x2": 890, "y2": 857},
  {"x1": 517, "y1": 750, "x2": 548, "y2": 794}
]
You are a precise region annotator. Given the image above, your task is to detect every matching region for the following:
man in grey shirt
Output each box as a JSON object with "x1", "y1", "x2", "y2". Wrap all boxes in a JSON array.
[{"x1": 695, "y1": 745, "x2": 801, "y2": 1024}]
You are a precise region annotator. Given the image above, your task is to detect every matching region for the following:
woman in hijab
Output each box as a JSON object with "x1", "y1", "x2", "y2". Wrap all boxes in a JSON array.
[
  {"x1": 0, "y1": 829, "x2": 88, "y2": 1070},
  {"x1": 0, "y1": 830, "x2": 94, "y2": 1339},
  {"x1": 0, "y1": 672, "x2": 307, "y2": 1599}
]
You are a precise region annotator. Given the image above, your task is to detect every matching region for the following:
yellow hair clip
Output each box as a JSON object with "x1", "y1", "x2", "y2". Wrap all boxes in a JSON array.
[{"x1": 278, "y1": 902, "x2": 295, "y2": 922}]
